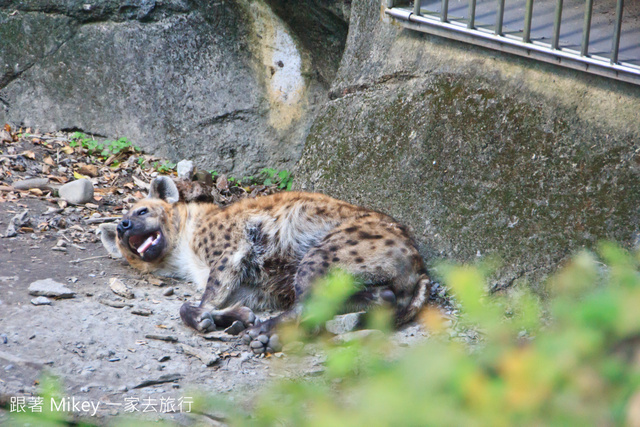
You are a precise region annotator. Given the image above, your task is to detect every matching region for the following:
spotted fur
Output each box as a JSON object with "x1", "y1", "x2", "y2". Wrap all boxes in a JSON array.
[{"x1": 102, "y1": 177, "x2": 431, "y2": 335}]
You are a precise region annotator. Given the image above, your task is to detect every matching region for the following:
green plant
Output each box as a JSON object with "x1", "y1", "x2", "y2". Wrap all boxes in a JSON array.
[
  {"x1": 153, "y1": 161, "x2": 177, "y2": 174},
  {"x1": 260, "y1": 168, "x2": 293, "y2": 190},
  {"x1": 69, "y1": 131, "x2": 91, "y2": 148},
  {"x1": 100, "y1": 137, "x2": 139, "y2": 158},
  {"x1": 69, "y1": 133, "x2": 140, "y2": 159},
  {"x1": 218, "y1": 243, "x2": 640, "y2": 426}
]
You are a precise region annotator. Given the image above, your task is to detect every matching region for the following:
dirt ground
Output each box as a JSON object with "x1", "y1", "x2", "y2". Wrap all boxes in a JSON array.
[{"x1": 0, "y1": 132, "x2": 432, "y2": 425}]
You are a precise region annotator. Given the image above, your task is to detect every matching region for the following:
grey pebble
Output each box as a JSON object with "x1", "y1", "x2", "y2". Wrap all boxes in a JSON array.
[
  {"x1": 12, "y1": 178, "x2": 50, "y2": 191},
  {"x1": 268, "y1": 335, "x2": 281, "y2": 351},
  {"x1": 162, "y1": 287, "x2": 174, "y2": 297},
  {"x1": 250, "y1": 340, "x2": 264, "y2": 349},
  {"x1": 28, "y1": 278, "x2": 75, "y2": 298},
  {"x1": 59, "y1": 179, "x2": 94, "y2": 204},
  {"x1": 1, "y1": 334, "x2": 8, "y2": 344},
  {"x1": 31, "y1": 296, "x2": 51, "y2": 306},
  {"x1": 248, "y1": 329, "x2": 259, "y2": 339},
  {"x1": 257, "y1": 334, "x2": 269, "y2": 344}
]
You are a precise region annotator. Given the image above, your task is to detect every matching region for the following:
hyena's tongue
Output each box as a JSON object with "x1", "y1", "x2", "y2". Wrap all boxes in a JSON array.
[{"x1": 137, "y1": 235, "x2": 155, "y2": 255}]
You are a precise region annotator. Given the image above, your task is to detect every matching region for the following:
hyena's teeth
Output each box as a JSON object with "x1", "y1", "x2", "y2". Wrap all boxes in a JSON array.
[{"x1": 137, "y1": 235, "x2": 155, "y2": 255}]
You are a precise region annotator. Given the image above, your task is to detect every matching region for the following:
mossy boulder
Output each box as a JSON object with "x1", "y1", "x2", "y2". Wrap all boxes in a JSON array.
[{"x1": 295, "y1": 0, "x2": 640, "y2": 289}]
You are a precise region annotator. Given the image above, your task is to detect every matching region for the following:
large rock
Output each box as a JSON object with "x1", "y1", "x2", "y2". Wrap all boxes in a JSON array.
[
  {"x1": 295, "y1": 0, "x2": 640, "y2": 291},
  {"x1": 0, "y1": 0, "x2": 333, "y2": 176}
]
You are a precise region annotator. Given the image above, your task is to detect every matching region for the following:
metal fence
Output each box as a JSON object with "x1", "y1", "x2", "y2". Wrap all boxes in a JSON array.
[{"x1": 385, "y1": 0, "x2": 640, "y2": 85}]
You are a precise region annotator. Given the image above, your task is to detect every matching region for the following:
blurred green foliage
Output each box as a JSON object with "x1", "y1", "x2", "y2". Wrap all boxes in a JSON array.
[{"x1": 229, "y1": 243, "x2": 640, "y2": 426}]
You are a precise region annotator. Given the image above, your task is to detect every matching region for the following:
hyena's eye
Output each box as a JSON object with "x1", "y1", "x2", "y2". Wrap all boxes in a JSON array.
[{"x1": 137, "y1": 208, "x2": 148, "y2": 216}]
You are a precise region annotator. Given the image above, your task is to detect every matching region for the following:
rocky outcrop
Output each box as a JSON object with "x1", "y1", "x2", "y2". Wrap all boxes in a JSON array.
[
  {"x1": 0, "y1": 0, "x2": 345, "y2": 175},
  {"x1": 295, "y1": 0, "x2": 640, "y2": 290}
]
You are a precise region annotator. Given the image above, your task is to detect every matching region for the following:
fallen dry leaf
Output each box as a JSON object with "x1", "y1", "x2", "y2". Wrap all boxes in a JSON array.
[
  {"x1": 77, "y1": 164, "x2": 99, "y2": 177},
  {"x1": 73, "y1": 171, "x2": 89, "y2": 180},
  {"x1": 61, "y1": 146, "x2": 73, "y2": 155},
  {"x1": 0, "y1": 130, "x2": 12, "y2": 143},
  {"x1": 20, "y1": 150, "x2": 36, "y2": 159},
  {"x1": 43, "y1": 156, "x2": 55, "y2": 166}
]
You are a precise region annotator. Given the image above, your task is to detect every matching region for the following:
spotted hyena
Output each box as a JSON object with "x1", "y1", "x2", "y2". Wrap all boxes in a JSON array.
[{"x1": 100, "y1": 177, "x2": 430, "y2": 353}]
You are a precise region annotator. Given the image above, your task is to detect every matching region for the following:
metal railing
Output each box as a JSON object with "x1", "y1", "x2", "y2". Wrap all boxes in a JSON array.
[{"x1": 385, "y1": 0, "x2": 640, "y2": 85}]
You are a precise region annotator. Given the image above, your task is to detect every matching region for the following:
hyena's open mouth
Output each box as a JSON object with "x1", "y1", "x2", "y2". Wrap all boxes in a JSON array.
[{"x1": 128, "y1": 230, "x2": 163, "y2": 258}]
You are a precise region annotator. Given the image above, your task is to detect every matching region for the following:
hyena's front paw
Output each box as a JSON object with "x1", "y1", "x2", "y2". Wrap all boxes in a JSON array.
[
  {"x1": 198, "y1": 311, "x2": 217, "y2": 332},
  {"x1": 241, "y1": 319, "x2": 282, "y2": 355}
]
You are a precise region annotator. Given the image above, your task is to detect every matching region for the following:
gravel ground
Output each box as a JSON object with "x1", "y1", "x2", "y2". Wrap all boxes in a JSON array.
[{"x1": 0, "y1": 130, "x2": 437, "y2": 425}]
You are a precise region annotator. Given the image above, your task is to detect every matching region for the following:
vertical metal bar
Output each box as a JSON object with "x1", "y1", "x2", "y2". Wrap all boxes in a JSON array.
[
  {"x1": 523, "y1": 0, "x2": 534, "y2": 43},
  {"x1": 414, "y1": 0, "x2": 421, "y2": 16},
  {"x1": 581, "y1": 0, "x2": 593, "y2": 56},
  {"x1": 495, "y1": 0, "x2": 505, "y2": 35},
  {"x1": 441, "y1": 0, "x2": 449, "y2": 21},
  {"x1": 610, "y1": 0, "x2": 624, "y2": 64},
  {"x1": 468, "y1": 0, "x2": 476, "y2": 28},
  {"x1": 551, "y1": 0, "x2": 563, "y2": 49}
]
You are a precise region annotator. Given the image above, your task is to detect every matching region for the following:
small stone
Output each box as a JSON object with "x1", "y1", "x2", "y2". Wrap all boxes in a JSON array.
[
  {"x1": 109, "y1": 278, "x2": 134, "y2": 299},
  {"x1": 268, "y1": 335, "x2": 281, "y2": 351},
  {"x1": 59, "y1": 179, "x2": 94, "y2": 204},
  {"x1": 250, "y1": 340, "x2": 264, "y2": 349},
  {"x1": 12, "y1": 178, "x2": 50, "y2": 191},
  {"x1": 118, "y1": 385, "x2": 128, "y2": 392},
  {"x1": 28, "y1": 278, "x2": 75, "y2": 298},
  {"x1": 194, "y1": 170, "x2": 214, "y2": 186},
  {"x1": 325, "y1": 312, "x2": 365, "y2": 335},
  {"x1": 257, "y1": 334, "x2": 269, "y2": 344},
  {"x1": 51, "y1": 246, "x2": 67, "y2": 252},
  {"x1": 31, "y1": 296, "x2": 51, "y2": 306},
  {"x1": 248, "y1": 329, "x2": 259, "y2": 339},
  {"x1": 131, "y1": 308, "x2": 153, "y2": 316},
  {"x1": 177, "y1": 160, "x2": 195, "y2": 180},
  {"x1": 1, "y1": 334, "x2": 7, "y2": 344},
  {"x1": 4, "y1": 210, "x2": 29, "y2": 238},
  {"x1": 158, "y1": 355, "x2": 171, "y2": 362},
  {"x1": 162, "y1": 287, "x2": 174, "y2": 297},
  {"x1": 224, "y1": 320, "x2": 245, "y2": 335}
]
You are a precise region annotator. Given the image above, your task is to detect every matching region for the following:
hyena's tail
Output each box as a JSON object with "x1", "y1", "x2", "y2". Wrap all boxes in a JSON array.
[{"x1": 395, "y1": 275, "x2": 431, "y2": 326}]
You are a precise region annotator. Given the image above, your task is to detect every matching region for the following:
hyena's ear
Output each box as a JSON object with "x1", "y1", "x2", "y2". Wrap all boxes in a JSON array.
[
  {"x1": 99, "y1": 223, "x2": 123, "y2": 258},
  {"x1": 148, "y1": 176, "x2": 180, "y2": 204}
]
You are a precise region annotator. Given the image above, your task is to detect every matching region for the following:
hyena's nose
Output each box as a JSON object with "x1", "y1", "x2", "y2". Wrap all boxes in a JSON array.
[{"x1": 117, "y1": 219, "x2": 132, "y2": 235}]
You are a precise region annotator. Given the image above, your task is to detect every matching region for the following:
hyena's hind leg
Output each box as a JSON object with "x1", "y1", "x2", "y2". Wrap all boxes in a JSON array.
[
  {"x1": 245, "y1": 218, "x2": 431, "y2": 354},
  {"x1": 180, "y1": 303, "x2": 256, "y2": 334}
]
